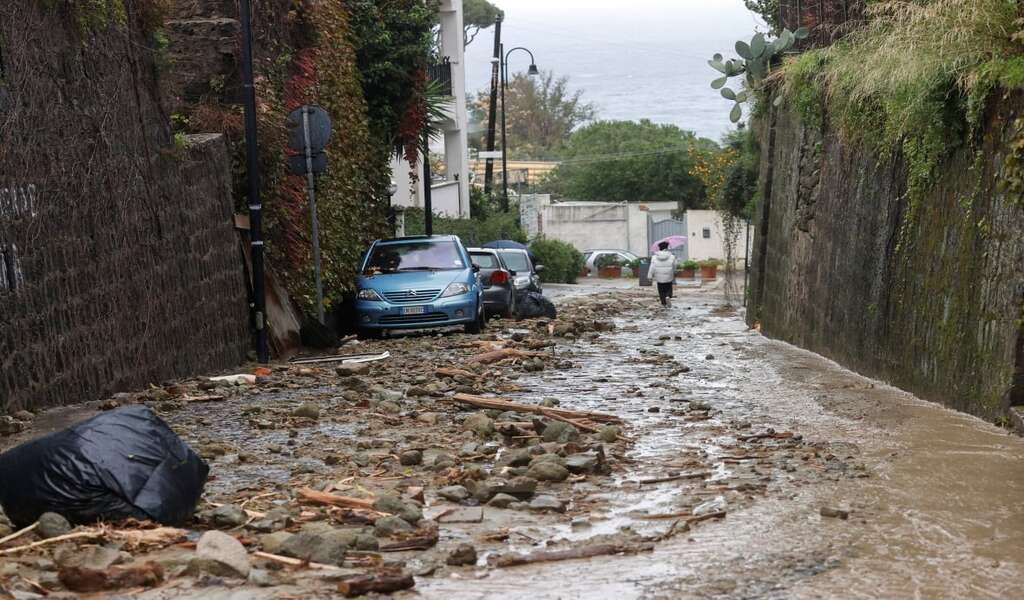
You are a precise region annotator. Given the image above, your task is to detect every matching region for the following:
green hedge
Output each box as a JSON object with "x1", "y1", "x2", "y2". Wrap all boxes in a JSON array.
[
  {"x1": 402, "y1": 208, "x2": 526, "y2": 248},
  {"x1": 529, "y1": 237, "x2": 584, "y2": 284}
]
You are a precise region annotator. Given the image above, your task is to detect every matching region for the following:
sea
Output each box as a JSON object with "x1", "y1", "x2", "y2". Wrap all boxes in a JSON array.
[{"x1": 463, "y1": 0, "x2": 768, "y2": 144}]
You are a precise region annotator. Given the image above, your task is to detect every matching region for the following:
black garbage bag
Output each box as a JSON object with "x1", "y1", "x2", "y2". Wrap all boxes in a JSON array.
[
  {"x1": 0, "y1": 405, "x2": 209, "y2": 528},
  {"x1": 515, "y1": 291, "x2": 557, "y2": 319}
]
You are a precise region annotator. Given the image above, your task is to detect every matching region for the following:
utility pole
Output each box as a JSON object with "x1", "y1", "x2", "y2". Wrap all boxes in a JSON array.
[
  {"x1": 499, "y1": 42, "x2": 508, "y2": 212},
  {"x1": 483, "y1": 15, "x2": 502, "y2": 196},
  {"x1": 423, "y1": 132, "x2": 433, "y2": 236},
  {"x1": 239, "y1": 0, "x2": 268, "y2": 363}
]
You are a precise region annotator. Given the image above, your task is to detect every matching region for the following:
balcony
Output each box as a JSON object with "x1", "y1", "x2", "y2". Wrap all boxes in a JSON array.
[{"x1": 428, "y1": 58, "x2": 453, "y2": 97}]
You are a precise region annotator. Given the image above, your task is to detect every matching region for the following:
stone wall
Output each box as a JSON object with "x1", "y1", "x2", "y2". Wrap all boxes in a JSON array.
[
  {"x1": 0, "y1": 2, "x2": 250, "y2": 412},
  {"x1": 748, "y1": 98, "x2": 1024, "y2": 422}
]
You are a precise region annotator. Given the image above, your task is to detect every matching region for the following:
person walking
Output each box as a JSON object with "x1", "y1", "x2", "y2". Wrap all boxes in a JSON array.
[{"x1": 647, "y1": 241, "x2": 676, "y2": 307}]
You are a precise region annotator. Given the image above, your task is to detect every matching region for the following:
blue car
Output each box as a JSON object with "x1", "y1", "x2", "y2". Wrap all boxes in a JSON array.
[{"x1": 355, "y1": 235, "x2": 486, "y2": 337}]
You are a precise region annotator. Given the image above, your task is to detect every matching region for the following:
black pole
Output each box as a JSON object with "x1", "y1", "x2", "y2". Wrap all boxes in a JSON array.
[
  {"x1": 500, "y1": 43, "x2": 509, "y2": 212},
  {"x1": 240, "y1": 0, "x2": 268, "y2": 363},
  {"x1": 423, "y1": 133, "x2": 433, "y2": 236},
  {"x1": 744, "y1": 219, "x2": 752, "y2": 306},
  {"x1": 483, "y1": 16, "x2": 502, "y2": 195}
]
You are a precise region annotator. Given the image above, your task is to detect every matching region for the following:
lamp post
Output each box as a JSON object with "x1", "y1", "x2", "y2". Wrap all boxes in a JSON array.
[{"x1": 500, "y1": 46, "x2": 539, "y2": 212}]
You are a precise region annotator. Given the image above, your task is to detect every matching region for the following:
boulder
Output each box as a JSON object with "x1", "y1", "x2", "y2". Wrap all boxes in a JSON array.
[
  {"x1": 373, "y1": 495, "x2": 422, "y2": 524},
  {"x1": 446, "y1": 543, "x2": 478, "y2": 566},
  {"x1": 526, "y1": 462, "x2": 570, "y2": 482},
  {"x1": 195, "y1": 530, "x2": 251, "y2": 578},
  {"x1": 541, "y1": 421, "x2": 579, "y2": 443}
]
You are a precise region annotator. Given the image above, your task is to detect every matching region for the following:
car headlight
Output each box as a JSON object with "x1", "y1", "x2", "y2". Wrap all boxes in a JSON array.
[
  {"x1": 440, "y1": 282, "x2": 470, "y2": 298},
  {"x1": 514, "y1": 276, "x2": 531, "y2": 288},
  {"x1": 357, "y1": 289, "x2": 383, "y2": 301}
]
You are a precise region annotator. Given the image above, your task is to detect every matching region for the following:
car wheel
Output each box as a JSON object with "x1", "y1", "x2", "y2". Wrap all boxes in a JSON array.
[
  {"x1": 504, "y1": 290, "x2": 517, "y2": 320},
  {"x1": 464, "y1": 302, "x2": 486, "y2": 334}
]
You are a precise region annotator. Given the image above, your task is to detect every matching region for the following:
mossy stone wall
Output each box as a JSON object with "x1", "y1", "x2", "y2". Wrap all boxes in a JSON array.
[{"x1": 748, "y1": 97, "x2": 1024, "y2": 422}]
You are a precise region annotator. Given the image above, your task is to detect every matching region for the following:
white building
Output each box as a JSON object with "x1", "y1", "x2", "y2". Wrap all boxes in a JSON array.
[
  {"x1": 390, "y1": 0, "x2": 471, "y2": 222},
  {"x1": 521, "y1": 195, "x2": 751, "y2": 266}
]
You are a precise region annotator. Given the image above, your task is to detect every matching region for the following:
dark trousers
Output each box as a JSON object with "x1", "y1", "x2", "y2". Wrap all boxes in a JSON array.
[{"x1": 657, "y1": 282, "x2": 674, "y2": 305}]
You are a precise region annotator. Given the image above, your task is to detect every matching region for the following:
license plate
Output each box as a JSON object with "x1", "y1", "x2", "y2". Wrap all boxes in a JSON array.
[{"x1": 401, "y1": 305, "x2": 426, "y2": 315}]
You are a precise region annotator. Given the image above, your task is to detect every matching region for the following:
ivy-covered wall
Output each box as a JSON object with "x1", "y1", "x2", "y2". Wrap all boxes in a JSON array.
[{"x1": 748, "y1": 96, "x2": 1024, "y2": 423}]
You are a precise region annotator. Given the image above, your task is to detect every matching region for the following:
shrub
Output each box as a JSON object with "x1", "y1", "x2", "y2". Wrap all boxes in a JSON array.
[
  {"x1": 595, "y1": 254, "x2": 627, "y2": 269},
  {"x1": 529, "y1": 238, "x2": 585, "y2": 284},
  {"x1": 402, "y1": 208, "x2": 526, "y2": 248},
  {"x1": 681, "y1": 259, "x2": 700, "y2": 271}
]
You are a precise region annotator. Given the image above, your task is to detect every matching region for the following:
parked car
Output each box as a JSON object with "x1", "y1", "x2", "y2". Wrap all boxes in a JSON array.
[
  {"x1": 355, "y1": 235, "x2": 485, "y2": 337},
  {"x1": 583, "y1": 249, "x2": 639, "y2": 277},
  {"x1": 495, "y1": 249, "x2": 544, "y2": 294},
  {"x1": 468, "y1": 248, "x2": 518, "y2": 319}
]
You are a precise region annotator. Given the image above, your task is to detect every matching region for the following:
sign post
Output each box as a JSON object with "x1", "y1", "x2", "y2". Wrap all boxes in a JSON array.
[{"x1": 286, "y1": 106, "x2": 332, "y2": 323}]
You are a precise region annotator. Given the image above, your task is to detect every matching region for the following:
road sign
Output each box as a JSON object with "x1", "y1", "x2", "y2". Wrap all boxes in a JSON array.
[
  {"x1": 286, "y1": 106, "x2": 332, "y2": 152},
  {"x1": 477, "y1": 150, "x2": 503, "y2": 160},
  {"x1": 287, "y1": 152, "x2": 327, "y2": 175}
]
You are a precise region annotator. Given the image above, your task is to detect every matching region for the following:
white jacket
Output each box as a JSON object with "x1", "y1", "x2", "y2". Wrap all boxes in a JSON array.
[{"x1": 647, "y1": 251, "x2": 676, "y2": 284}]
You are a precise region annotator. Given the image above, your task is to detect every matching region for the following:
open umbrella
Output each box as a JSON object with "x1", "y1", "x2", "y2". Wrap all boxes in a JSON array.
[
  {"x1": 482, "y1": 240, "x2": 529, "y2": 251},
  {"x1": 651, "y1": 235, "x2": 688, "y2": 254}
]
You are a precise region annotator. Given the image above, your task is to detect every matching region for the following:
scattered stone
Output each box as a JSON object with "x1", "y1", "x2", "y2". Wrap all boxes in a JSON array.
[
  {"x1": 374, "y1": 515, "x2": 414, "y2": 537},
  {"x1": 503, "y1": 448, "x2": 532, "y2": 467},
  {"x1": 248, "y1": 568, "x2": 278, "y2": 587},
  {"x1": 373, "y1": 495, "x2": 423, "y2": 524},
  {"x1": 353, "y1": 452, "x2": 371, "y2": 467},
  {"x1": 705, "y1": 354, "x2": 715, "y2": 360},
  {"x1": 279, "y1": 529, "x2": 357, "y2": 565},
  {"x1": 463, "y1": 413, "x2": 495, "y2": 438},
  {"x1": 693, "y1": 496, "x2": 728, "y2": 516},
  {"x1": 565, "y1": 453, "x2": 599, "y2": 474},
  {"x1": 260, "y1": 531, "x2": 293, "y2": 555},
  {"x1": 820, "y1": 507, "x2": 850, "y2": 520},
  {"x1": 336, "y1": 363, "x2": 371, "y2": 376},
  {"x1": 437, "y1": 507, "x2": 484, "y2": 524},
  {"x1": 0, "y1": 416, "x2": 24, "y2": 436},
  {"x1": 37, "y1": 512, "x2": 72, "y2": 539},
  {"x1": 209, "y1": 504, "x2": 248, "y2": 528},
  {"x1": 417, "y1": 412, "x2": 440, "y2": 425},
  {"x1": 526, "y1": 461, "x2": 570, "y2": 482},
  {"x1": 195, "y1": 530, "x2": 251, "y2": 578},
  {"x1": 648, "y1": 406, "x2": 661, "y2": 413},
  {"x1": 58, "y1": 545, "x2": 123, "y2": 571},
  {"x1": 487, "y1": 493, "x2": 518, "y2": 508},
  {"x1": 291, "y1": 401, "x2": 320, "y2": 420},
  {"x1": 598, "y1": 426, "x2": 620, "y2": 442},
  {"x1": 501, "y1": 476, "x2": 538, "y2": 499},
  {"x1": 446, "y1": 543, "x2": 478, "y2": 566},
  {"x1": 378, "y1": 401, "x2": 402, "y2": 414},
  {"x1": 399, "y1": 449, "x2": 423, "y2": 466},
  {"x1": 12, "y1": 410, "x2": 34, "y2": 421},
  {"x1": 529, "y1": 495, "x2": 566, "y2": 513},
  {"x1": 438, "y1": 485, "x2": 470, "y2": 503},
  {"x1": 571, "y1": 517, "x2": 591, "y2": 529},
  {"x1": 542, "y1": 421, "x2": 579, "y2": 443},
  {"x1": 249, "y1": 508, "x2": 291, "y2": 533}
]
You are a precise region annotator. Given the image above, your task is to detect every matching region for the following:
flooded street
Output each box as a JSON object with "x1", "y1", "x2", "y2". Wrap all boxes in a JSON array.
[
  {"x1": 422, "y1": 281, "x2": 1024, "y2": 599},
  {"x1": 2, "y1": 281, "x2": 1022, "y2": 599}
]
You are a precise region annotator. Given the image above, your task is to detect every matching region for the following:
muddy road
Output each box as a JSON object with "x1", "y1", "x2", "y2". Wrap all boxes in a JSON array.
[{"x1": 1, "y1": 281, "x2": 1022, "y2": 599}]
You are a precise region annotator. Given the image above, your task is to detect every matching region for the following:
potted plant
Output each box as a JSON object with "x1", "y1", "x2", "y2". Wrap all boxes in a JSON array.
[
  {"x1": 595, "y1": 254, "x2": 625, "y2": 278},
  {"x1": 677, "y1": 259, "x2": 699, "y2": 279},
  {"x1": 699, "y1": 258, "x2": 723, "y2": 280},
  {"x1": 627, "y1": 258, "x2": 645, "y2": 279}
]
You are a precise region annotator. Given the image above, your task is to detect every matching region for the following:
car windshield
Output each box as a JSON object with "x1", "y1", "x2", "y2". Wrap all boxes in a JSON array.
[
  {"x1": 498, "y1": 250, "x2": 530, "y2": 272},
  {"x1": 363, "y1": 241, "x2": 465, "y2": 274},
  {"x1": 470, "y1": 253, "x2": 500, "y2": 269}
]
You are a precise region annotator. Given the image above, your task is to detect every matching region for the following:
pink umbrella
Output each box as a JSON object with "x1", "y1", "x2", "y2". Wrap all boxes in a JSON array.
[{"x1": 651, "y1": 235, "x2": 688, "y2": 253}]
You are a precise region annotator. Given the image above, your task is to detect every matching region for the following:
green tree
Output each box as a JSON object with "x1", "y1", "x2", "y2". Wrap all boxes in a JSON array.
[
  {"x1": 463, "y1": 0, "x2": 503, "y2": 47},
  {"x1": 544, "y1": 120, "x2": 709, "y2": 206},
  {"x1": 744, "y1": 0, "x2": 780, "y2": 32},
  {"x1": 472, "y1": 71, "x2": 596, "y2": 160}
]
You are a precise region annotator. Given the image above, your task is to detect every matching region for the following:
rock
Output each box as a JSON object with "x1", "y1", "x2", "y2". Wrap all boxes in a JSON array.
[
  {"x1": 210, "y1": 504, "x2": 248, "y2": 528},
  {"x1": 463, "y1": 413, "x2": 495, "y2": 438},
  {"x1": 446, "y1": 543, "x2": 478, "y2": 566},
  {"x1": 399, "y1": 449, "x2": 423, "y2": 466},
  {"x1": 571, "y1": 517, "x2": 591, "y2": 529},
  {"x1": 378, "y1": 401, "x2": 402, "y2": 414},
  {"x1": 500, "y1": 476, "x2": 538, "y2": 499},
  {"x1": 250, "y1": 508, "x2": 291, "y2": 533},
  {"x1": 355, "y1": 534, "x2": 379, "y2": 551},
  {"x1": 503, "y1": 448, "x2": 532, "y2": 467},
  {"x1": 540, "y1": 398, "x2": 560, "y2": 408},
  {"x1": 431, "y1": 453, "x2": 456, "y2": 471},
  {"x1": 541, "y1": 421, "x2": 579, "y2": 443},
  {"x1": 487, "y1": 493, "x2": 518, "y2": 508},
  {"x1": 248, "y1": 568, "x2": 278, "y2": 587},
  {"x1": 438, "y1": 486, "x2": 470, "y2": 503},
  {"x1": 417, "y1": 412, "x2": 440, "y2": 425},
  {"x1": 291, "y1": 401, "x2": 320, "y2": 419},
  {"x1": 12, "y1": 410, "x2": 34, "y2": 421},
  {"x1": 820, "y1": 507, "x2": 850, "y2": 520},
  {"x1": 260, "y1": 532, "x2": 293, "y2": 555},
  {"x1": 336, "y1": 362, "x2": 370, "y2": 376},
  {"x1": 405, "y1": 386, "x2": 430, "y2": 397},
  {"x1": 437, "y1": 507, "x2": 484, "y2": 524},
  {"x1": 693, "y1": 496, "x2": 728, "y2": 516},
  {"x1": 58, "y1": 545, "x2": 123, "y2": 571},
  {"x1": 648, "y1": 406, "x2": 661, "y2": 413},
  {"x1": 705, "y1": 354, "x2": 715, "y2": 360},
  {"x1": 565, "y1": 453, "x2": 599, "y2": 474},
  {"x1": 373, "y1": 495, "x2": 423, "y2": 524},
  {"x1": 279, "y1": 529, "x2": 357, "y2": 565},
  {"x1": 524, "y1": 359, "x2": 545, "y2": 372},
  {"x1": 196, "y1": 530, "x2": 251, "y2": 578},
  {"x1": 597, "y1": 425, "x2": 620, "y2": 442},
  {"x1": 0, "y1": 416, "x2": 24, "y2": 436},
  {"x1": 529, "y1": 453, "x2": 566, "y2": 467},
  {"x1": 36, "y1": 512, "x2": 71, "y2": 539},
  {"x1": 529, "y1": 495, "x2": 566, "y2": 513},
  {"x1": 353, "y1": 452, "x2": 371, "y2": 467},
  {"x1": 374, "y1": 515, "x2": 413, "y2": 537},
  {"x1": 526, "y1": 461, "x2": 570, "y2": 482}
]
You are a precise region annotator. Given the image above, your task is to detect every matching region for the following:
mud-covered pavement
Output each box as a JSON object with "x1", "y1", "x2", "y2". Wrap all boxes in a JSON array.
[{"x1": 2, "y1": 280, "x2": 1023, "y2": 599}]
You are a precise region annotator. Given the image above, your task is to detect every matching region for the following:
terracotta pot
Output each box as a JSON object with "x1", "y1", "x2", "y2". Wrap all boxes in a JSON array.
[
  {"x1": 700, "y1": 265, "x2": 718, "y2": 280},
  {"x1": 598, "y1": 266, "x2": 622, "y2": 279},
  {"x1": 580, "y1": 266, "x2": 591, "y2": 278},
  {"x1": 676, "y1": 268, "x2": 696, "y2": 279}
]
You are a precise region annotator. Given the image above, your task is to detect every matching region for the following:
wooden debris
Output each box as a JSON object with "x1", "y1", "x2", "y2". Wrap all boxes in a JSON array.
[
  {"x1": 297, "y1": 487, "x2": 377, "y2": 510},
  {"x1": 0, "y1": 523, "x2": 37, "y2": 546},
  {"x1": 0, "y1": 530, "x2": 104, "y2": 555},
  {"x1": 253, "y1": 551, "x2": 345, "y2": 571},
  {"x1": 490, "y1": 542, "x2": 653, "y2": 568},
  {"x1": 435, "y1": 367, "x2": 479, "y2": 379},
  {"x1": 338, "y1": 572, "x2": 415, "y2": 597},
  {"x1": 378, "y1": 526, "x2": 439, "y2": 552},
  {"x1": 58, "y1": 561, "x2": 164, "y2": 593},
  {"x1": 540, "y1": 408, "x2": 600, "y2": 433},
  {"x1": 737, "y1": 431, "x2": 795, "y2": 442},
  {"x1": 638, "y1": 471, "x2": 710, "y2": 485},
  {"x1": 451, "y1": 393, "x2": 622, "y2": 423},
  {"x1": 467, "y1": 348, "x2": 545, "y2": 365}
]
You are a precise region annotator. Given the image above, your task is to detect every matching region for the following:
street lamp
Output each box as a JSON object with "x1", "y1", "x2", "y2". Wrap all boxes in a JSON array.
[{"x1": 500, "y1": 46, "x2": 539, "y2": 212}]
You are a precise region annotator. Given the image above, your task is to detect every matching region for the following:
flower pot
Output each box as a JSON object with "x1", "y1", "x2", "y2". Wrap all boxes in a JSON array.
[
  {"x1": 598, "y1": 266, "x2": 622, "y2": 279},
  {"x1": 676, "y1": 268, "x2": 696, "y2": 279},
  {"x1": 580, "y1": 266, "x2": 591, "y2": 278},
  {"x1": 700, "y1": 265, "x2": 718, "y2": 280}
]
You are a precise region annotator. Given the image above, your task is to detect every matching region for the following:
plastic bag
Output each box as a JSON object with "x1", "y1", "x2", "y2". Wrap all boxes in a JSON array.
[
  {"x1": 0, "y1": 405, "x2": 209, "y2": 528},
  {"x1": 515, "y1": 291, "x2": 557, "y2": 319}
]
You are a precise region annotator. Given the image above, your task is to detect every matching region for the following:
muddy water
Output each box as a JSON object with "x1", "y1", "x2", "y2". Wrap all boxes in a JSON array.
[{"x1": 421, "y1": 289, "x2": 1024, "y2": 599}]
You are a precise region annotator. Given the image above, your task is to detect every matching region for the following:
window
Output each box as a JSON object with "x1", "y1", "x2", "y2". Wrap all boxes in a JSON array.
[
  {"x1": 363, "y1": 241, "x2": 465, "y2": 274},
  {"x1": 470, "y1": 253, "x2": 499, "y2": 269},
  {"x1": 702, "y1": 227, "x2": 712, "y2": 239}
]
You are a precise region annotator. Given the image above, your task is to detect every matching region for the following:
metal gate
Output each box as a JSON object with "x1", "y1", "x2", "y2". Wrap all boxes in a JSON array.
[{"x1": 649, "y1": 217, "x2": 688, "y2": 261}]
